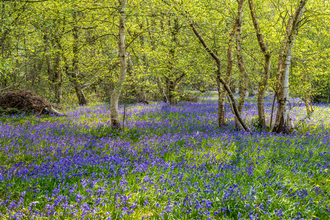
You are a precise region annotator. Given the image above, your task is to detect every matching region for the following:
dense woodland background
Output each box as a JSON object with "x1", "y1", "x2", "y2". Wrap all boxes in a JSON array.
[{"x1": 0, "y1": 0, "x2": 329, "y2": 131}]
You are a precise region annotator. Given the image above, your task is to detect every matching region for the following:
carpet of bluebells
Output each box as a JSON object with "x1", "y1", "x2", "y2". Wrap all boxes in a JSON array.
[{"x1": 1, "y1": 94, "x2": 330, "y2": 220}]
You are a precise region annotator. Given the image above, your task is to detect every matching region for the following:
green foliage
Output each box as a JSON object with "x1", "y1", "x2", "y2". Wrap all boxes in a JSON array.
[
  {"x1": 251, "y1": 117, "x2": 271, "y2": 132},
  {"x1": 177, "y1": 91, "x2": 199, "y2": 103},
  {"x1": 1, "y1": 0, "x2": 329, "y2": 104},
  {"x1": 5, "y1": 108, "x2": 21, "y2": 115}
]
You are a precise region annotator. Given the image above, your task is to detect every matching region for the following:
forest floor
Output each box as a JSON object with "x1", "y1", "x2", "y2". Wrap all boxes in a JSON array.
[{"x1": 0, "y1": 94, "x2": 330, "y2": 219}]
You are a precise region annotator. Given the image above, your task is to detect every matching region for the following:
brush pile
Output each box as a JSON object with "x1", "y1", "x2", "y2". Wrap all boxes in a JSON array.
[{"x1": 0, "y1": 90, "x2": 64, "y2": 116}]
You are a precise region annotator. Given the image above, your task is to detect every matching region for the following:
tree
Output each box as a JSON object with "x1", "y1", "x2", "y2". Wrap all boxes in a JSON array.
[
  {"x1": 273, "y1": 0, "x2": 308, "y2": 133},
  {"x1": 235, "y1": 0, "x2": 248, "y2": 128},
  {"x1": 110, "y1": 0, "x2": 127, "y2": 129},
  {"x1": 161, "y1": 0, "x2": 250, "y2": 131},
  {"x1": 248, "y1": 0, "x2": 272, "y2": 127}
]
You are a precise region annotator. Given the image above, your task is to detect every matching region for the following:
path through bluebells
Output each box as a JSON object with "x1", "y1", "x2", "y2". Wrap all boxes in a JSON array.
[{"x1": 1, "y1": 95, "x2": 330, "y2": 219}]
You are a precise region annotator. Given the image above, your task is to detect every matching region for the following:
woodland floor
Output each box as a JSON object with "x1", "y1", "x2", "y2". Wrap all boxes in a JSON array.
[{"x1": 0, "y1": 93, "x2": 330, "y2": 219}]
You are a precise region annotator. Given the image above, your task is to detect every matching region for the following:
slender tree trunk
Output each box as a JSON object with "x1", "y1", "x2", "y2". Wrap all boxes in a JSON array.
[
  {"x1": 54, "y1": 51, "x2": 62, "y2": 104},
  {"x1": 44, "y1": 34, "x2": 54, "y2": 91},
  {"x1": 218, "y1": 86, "x2": 226, "y2": 126},
  {"x1": 138, "y1": 21, "x2": 148, "y2": 104},
  {"x1": 72, "y1": 8, "x2": 87, "y2": 105},
  {"x1": 215, "y1": 71, "x2": 223, "y2": 127},
  {"x1": 167, "y1": 78, "x2": 175, "y2": 105},
  {"x1": 303, "y1": 73, "x2": 313, "y2": 114},
  {"x1": 161, "y1": 0, "x2": 249, "y2": 131},
  {"x1": 248, "y1": 0, "x2": 272, "y2": 127},
  {"x1": 274, "y1": 41, "x2": 295, "y2": 133},
  {"x1": 166, "y1": 18, "x2": 182, "y2": 105},
  {"x1": 275, "y1": 18, "x2": 293, "y2": 100},
  {"x1": 217, "y1": 11, "x2": 238, "y2": 127},
  {"x1": 44, "y1": 32, "x2": 63, "y2": 104},
  {"x1": 268, "y1": 92, "x2": 275, "y2": 127},
  {"x1": 305, "y1": 94, "x2": 313, "y2": 114},
  {"x1": 110, "y1": 0, "x2": 127, "y2": 129},
  {"x1": 219, "y1": 19, "x2": 237, "y2": 127},
  {"x1": 236, "y1": 0, "x2": 248, "y2": 128},
  {"x1": 273, "y1": 0, "x2": 308, "y2": 133},
  {"x1": 148, "y1": 16, "x2": 169, "y2": 103},
  {"x1": 188, "y1": 15, "x2": 249, "y2": 131},
  {"x1": 257, "y1": 54, "x2": 271, "y2": 126},
  {"x1": 215, "y1": 59, "x2": 225, "y2": 127},
  {"x1": 157, "y1": 77, "x2": 168, "y2": 103}
]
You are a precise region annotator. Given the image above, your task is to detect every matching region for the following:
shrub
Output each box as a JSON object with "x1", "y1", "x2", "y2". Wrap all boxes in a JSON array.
[
  {"x1": 5, "y1": 108, "x2": 21, "y2": 115},
  {"x1": 0, "y1": 107, "x2": 5, "y2": 115}
]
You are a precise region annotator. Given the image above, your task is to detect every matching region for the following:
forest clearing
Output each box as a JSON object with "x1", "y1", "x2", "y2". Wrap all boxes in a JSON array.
[{"x1": 1, "y1": 94, "x2": 330, "y2": 219}]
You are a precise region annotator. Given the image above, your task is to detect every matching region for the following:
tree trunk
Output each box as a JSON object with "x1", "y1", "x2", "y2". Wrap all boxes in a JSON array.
[
  {"x1": 236, "y1": 0, "x2": 248, "y2": 128},
  {"x1": 165, "y1": 76, "x2": 177, "y2": 105},
  {"x1": 274, "y1": 41, "x2": 295, "y2": 133},
  {"x1": 54, "y1": 51, "x2": 62, "y2": 104},
  {"x1": 305, "y1": 94, "x2": 313, "y2": 114},
  {"x1": 218, "y1": 85, "x2": 226, "y2": 126},
  {"x1": 248, "y1": 0, "x2": 272, "y2": 127},
  {"x1": 273, "y1": 0, "x2": 308, "y2": 133},
  {"x1": 161, "y1": 0, "x2": 249, "y2": 131},
  {"x1": 188, "y1": 16, "x2": 249, "y2": 131},
  {"x1": 157, "y1": 77, "x2": 168, "y2": 103},
  {"x1": 215, "y1": 68, "x2": 224, "y2": 126},
  {"x1": 110, "y1": 0, "x2": 127, "y2": 129},
  {"x1": 257, "y1": 53, "x2": 271, "y2": 126},
  {"x1": 168, "y1": 80, "x2": 175, "y2": 105},
  {"x1": 148, "y1": 16, "x2": 169, "y2": 103},
  {"x1": 220, "y1": 14, "x2": 237, "y2": 127},
  {"x1": 166, "y1": 18, "x2": 183, "y2": 105},
  {"x1": 216, "y1": 7, "x2": 238, "y2": 128},
  {"x1": 44, "y1": 34, "x2": 54, "y2": 92},
  {"x1": 72, "y1": 8, "x2": 87, "y2": 105},
  {"x1": 303, "y1": 72, "x2": 313, "y2": 114}
]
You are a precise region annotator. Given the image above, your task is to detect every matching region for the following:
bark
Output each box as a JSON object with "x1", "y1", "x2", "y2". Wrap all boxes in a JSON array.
[
  {"x1": 303, "y1": 73, "x2": 313, "y2": 114},
  {"x1": 218, "y1": 87, "x2": 226, "y2": 126},
  {"x1": 304, "y1": 94, "x2": 313, "y2": 114},
  {"x1": 218, "y1": 16, "x2": 237, "y2": 127},
  {"x1": 166, "y1": 18, "x2": 184, "y2": 105},
  {"x1": 182, "y1": 11, "x2": 249, "y2": 131},
  {"x1": 275, "y1": 18, "x2": 293, "y2": 100},
  {"x1": 215, "y1": 66, "x2": 224, "y2": 127},
  {"x1": 72, "y1": 8, "x2": 87, "y2": 105},
  {"x1": 269, "y1": 93, "x2": 276, "y2": 128},
  {"x1": 44, "y1": 34, "x2": 53, "y2": 90},
  {"x1": 165, "y1": 77, "x2": 175, "y2": 105},
  {"x1": 148, "y1": 16, "x2": 169, "y2": 103},
  {"x1": 165, "y1": 72, "x2": 185, "y2": 105},
  {"x1": 53, "y1": 51, "x2": 62, "y2": 104},
  {"x1": 44, "y1": 32, "x2": 63, "y2": 104},
  {"x1": 248, "y1": 0, "x2": 272, "y2": 127},
  {"x1": 137, "y1": 21, "x2": 148, "y2": 104},
  {"x1": 110, "y1": 0, "x2": 127, "y2": 129},
  {"x1": 55, "y1": 32, "x2": 85, "y2": 106},
  {"x1": 274, "y1": 41, "x2": 295, "y2": 133},
  {"x1": 157, "y1": 77, "x2": 168, "y2": 103},
  {"x1": 236, "y1": 0, "x2": 248, "y2": 128},
  {"x1": 273, "y1": 0, "x2": 308, "y2": 133}
]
